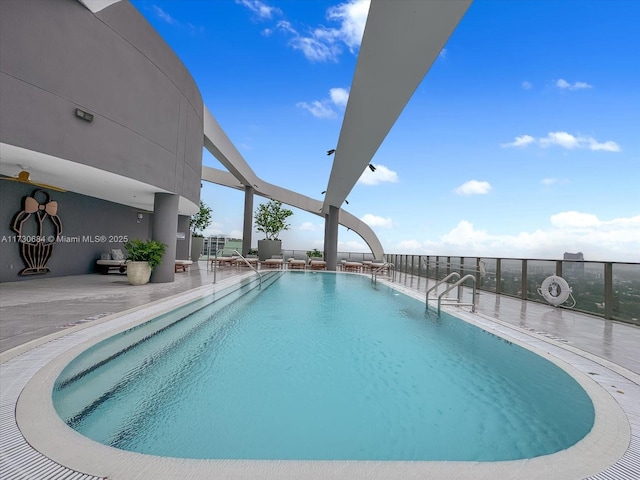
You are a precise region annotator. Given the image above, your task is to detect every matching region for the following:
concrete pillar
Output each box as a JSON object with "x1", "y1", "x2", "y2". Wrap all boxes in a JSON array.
[
  {"x1": 151, "y1": 192, "x2": 178, "y2": 283},
  {"x1": 325, "y1": 205, "x2": 339, "y2": 271},
  {"x1": 242, "y1": 186, "x2": 254, "y2": 256}
]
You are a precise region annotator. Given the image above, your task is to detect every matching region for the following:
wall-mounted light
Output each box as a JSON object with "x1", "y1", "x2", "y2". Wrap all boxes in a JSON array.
[
  {"x1": 137, "y1": 213, "x2": 143, "y2": 223},
  {"x1": 75, "y1": 108, "x2": 93, "y2": 122},
  {"x1": 327, "y1": 149, "x2": 336, "y2": 156}
]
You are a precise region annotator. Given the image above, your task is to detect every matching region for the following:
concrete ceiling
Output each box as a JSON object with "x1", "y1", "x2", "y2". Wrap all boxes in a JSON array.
[
  {"x1": 322, "y1": 0, "x2": 472, "y2": 213},
  {"x1": 0, "y1": 143, "x2": 197, "y2": 215}
]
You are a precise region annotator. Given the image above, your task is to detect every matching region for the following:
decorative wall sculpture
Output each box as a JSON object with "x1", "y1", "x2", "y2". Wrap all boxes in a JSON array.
[{"x1": 11, "y1": 189, "x2": 63, "y2": 275}]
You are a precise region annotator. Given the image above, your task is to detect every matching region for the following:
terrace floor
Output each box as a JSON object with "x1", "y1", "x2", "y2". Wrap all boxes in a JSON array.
[{"x1": 0, "y1": 263, "x2": 638, "y2": 479}]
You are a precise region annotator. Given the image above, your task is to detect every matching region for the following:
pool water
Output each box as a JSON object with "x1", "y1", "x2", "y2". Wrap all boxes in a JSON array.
[{"x1": 53, "y1": 272, "x2": 594, "y2": 461}]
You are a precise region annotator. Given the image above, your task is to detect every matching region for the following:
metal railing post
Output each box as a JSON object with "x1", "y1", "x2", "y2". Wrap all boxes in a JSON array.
[
  {"x1": 604, "y1": 262, "x2": 613, "y2": 320},
  {"x1": 522, "y1": 259, "x2": 528, "y2": 300}
]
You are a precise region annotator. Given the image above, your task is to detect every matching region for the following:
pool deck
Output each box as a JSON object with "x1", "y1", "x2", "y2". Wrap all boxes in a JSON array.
[{"x1": 1, "y1": 264, "x2": 638, "y2": 479}]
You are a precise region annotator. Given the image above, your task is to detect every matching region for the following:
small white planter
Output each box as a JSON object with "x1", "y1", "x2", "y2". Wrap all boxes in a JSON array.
[{"x1": 126, "y1": 261, "x2": 152, "y2": 285}]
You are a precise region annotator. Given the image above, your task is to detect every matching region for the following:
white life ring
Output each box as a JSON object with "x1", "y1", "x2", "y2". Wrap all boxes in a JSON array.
[{"x1": 538, "y1": 275, "x2": 571, "y2": 306}]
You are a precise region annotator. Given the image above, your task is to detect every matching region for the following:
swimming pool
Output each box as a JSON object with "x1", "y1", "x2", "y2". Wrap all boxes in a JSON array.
[{"x1": 53, "y1": 272, "x2": 594, "y2": 462}]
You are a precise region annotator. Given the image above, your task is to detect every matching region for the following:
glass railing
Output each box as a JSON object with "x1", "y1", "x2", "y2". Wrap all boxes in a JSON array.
[{"x1": 384, "y1": 254, "x2": 640, "y2": 326}]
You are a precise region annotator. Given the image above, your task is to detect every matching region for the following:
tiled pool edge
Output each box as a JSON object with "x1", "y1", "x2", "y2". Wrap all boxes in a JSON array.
[
  {"x1": 1, "y1": 274, "x2": 254, "y2": 480},
  {"x1": 3, "y1": 272, "x2": 638, "y2": 480}
]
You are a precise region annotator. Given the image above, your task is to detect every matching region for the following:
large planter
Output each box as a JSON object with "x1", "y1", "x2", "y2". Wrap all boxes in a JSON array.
[
  {"x1": 126, "y1": 261, "x2": 152, "y2": 285},
  {"x1": 258, "y1": 239, "x2": 282, "y2": 261},
  {"x1": 190, "y1": 236, "x2": 204, "y2": 268}
]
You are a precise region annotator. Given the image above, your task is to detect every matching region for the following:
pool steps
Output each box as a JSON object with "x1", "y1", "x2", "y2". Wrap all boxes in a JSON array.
[{"x1": 54, "y1": 272, "x2": 283, "y2": 431}]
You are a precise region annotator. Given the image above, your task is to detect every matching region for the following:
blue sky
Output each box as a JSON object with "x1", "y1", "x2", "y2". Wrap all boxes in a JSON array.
[{"x1": 131, "y1": 0, "x2": 639, "y2": 262}]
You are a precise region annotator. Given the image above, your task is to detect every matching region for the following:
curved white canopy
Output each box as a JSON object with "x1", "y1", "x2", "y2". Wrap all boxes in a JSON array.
[{"x1": 323, "y1": 0, "x2": 472, "y2": 212}]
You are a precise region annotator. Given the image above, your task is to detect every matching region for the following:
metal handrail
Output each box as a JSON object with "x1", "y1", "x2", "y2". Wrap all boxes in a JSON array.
[
  {"x1": 437, "y1": 274, "x2": 477, "y2": 315},
  {"x1": 232, "y1": 250, "x2": 262, "y2": 289},
  {"x1": 211, "y1": 248, "x2": 227, "y2": 284},
  {"x1": 425, "y1": 272, "x2": 461, "y2": 304},
  {"x1": 371, "y1": 262, "x2": 394, "y2": 284}
]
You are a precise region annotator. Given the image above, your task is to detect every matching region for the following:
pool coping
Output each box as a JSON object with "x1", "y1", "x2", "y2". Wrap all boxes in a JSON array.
[{"x1": 4, "y1": 271, "x2": 639, "y2": 480}]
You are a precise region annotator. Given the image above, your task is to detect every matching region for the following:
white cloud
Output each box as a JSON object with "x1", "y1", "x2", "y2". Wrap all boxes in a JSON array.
[
  {"x1": 151, "y1": 6, "x2": 203, "y2": 33},
  {"x1": 326, "y1": 0, "x2": 370, "y2": 51},
  {"x1": 358, "y1": 164, "x2": 398, "y2": 185},
  {"x1": 338, "y1": 239, "x2": 369, "y2": 252},
  {"x1": 439, "y1": 48, "x2": 447, "y2": 59},
  {"x1": 152, "y1": 6, "x2": 178, "y2": 25},
  {"x1": 289, "y1": 35, "x2": 342, "y2": 62},
  {"x1": 550, "y1": 211, "x2": 601, "y2": 229},
  {"x1": 361, "y1": 214, "x2": 393, "y2": 228},
  {"x1": 500, "y1": 134, "x2": 535, "y2": 148},
  {"x1": 297, "y1": 87, "x2": 349, "y2": 119},
  {"x1": 329, "y1": 88, "x2": 349, "y2": 108},
  {"x1": 390, "y1": 214, "x2": 640, "y2": 262},
  {"x1": 522, "y1": 81, "x2": 533, "y2": 90},
  {"x1": 275, "y1": 20, "x2": 295, "y2": 34},
  {"x1": 556, "y1": 78, "x2": 593, "y2": 90},
  {"x1": 587, "y1": 139, "x2": 621, "y2": 152},
  {"x1": 275, "y1": 0, "x2": 370, "y2": 62},
  {"x1": 454, "y1": 180, "x2": 491, "y2": 196},
  {"x1": 541, "y1": 178, "x2": 558, "y2": 185},
  {"x1": 298, "y1": 221, "x2": 322, "y2": 232},
  {"x1": 296, "y1": 100, "x2": 337, "y2": 119},
  {"x1": 539, "y1": 131, "x2": 581, "y2": 149},
  {"x1": 396, "y1": 239, "x2": 424, "y2": 252},
  {"x1": 236, "y1": 0, "x2": 281, "y2": 19},
  {"x1": 501, "y1": 132, "x2": 621, "y2": 152}
]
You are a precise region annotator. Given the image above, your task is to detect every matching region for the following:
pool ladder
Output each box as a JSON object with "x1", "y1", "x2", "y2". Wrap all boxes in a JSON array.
[
  {"x1": 232, "y1": 250, "x2": 262, "y2": 289},
  {"x1": 371, "y1": 262, "x2": 395, "y2": 284},
  {"x1": 426, "y1": 272, "x2": 477, "y2": 315},
  {"x1": 212, "y1": 249, "x2": 262, "y2": 289}
]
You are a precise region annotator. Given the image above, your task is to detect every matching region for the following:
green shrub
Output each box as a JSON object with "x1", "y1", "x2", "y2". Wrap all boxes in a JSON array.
[{"x1": 124, "y1": 239, "x2": 166, "y2": 270}]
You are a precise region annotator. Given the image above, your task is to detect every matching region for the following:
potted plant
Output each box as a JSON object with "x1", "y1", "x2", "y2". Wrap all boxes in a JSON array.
[
  {"x1": 254, "y1": 200, "x2": 293, "y2": 261},
  {"x1": 123, "y1": 239, "x2": 166, "y2": 285},
  {"x1": 189, "y1": 201, "x2": 212, "y2": 262},
  {"x1": 307, "y1": 248, "x2": 323, "y2": 259}
]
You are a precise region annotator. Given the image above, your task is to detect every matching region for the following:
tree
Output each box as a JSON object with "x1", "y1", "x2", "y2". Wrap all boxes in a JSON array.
[
  {"x1": 190, "y1": 201, "x2": 212, "y2": 237},
  {"x1": 254, "y1": 200, "x2": 293, "y2": 240}
]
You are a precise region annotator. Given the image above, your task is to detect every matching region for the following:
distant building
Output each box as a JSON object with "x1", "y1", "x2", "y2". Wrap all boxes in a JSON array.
[
  {"x1": 563, "y1": 252, "x2": 585, "y2": 276},
  {"x1": 202, "y1": 237, "x2": 243, "y2": 256}
]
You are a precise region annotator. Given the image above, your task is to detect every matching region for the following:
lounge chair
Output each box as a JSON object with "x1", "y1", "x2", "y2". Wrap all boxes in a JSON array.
[
  {"x1": 309, "y1": 259, "x2": 326, "y2": 270},
  {"x1": 287, "y1": 258, "x2": 306, "y2": 270},
  {"x1": 237, "y1": 255, "x2": 259, "y2": 268},
  {"x1": 262, "y1": 255, "x2": 284, "y2": 269},
  {"x1": 344, "y1": 261, "x2": 363, "y2": 273},
  {"x1": 95, "y1": 249, "x2": 127, "y2": 274},
  {"x1": 174, "y1": 260, "x2": 193, "y2": 272}
]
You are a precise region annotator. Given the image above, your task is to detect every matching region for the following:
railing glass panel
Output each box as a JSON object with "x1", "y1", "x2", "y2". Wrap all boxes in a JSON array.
[
  {"x1": 500, "y1": 259, "x2": 522, "y2": 297},
  {"x1": 479, "y1": 258, "x2": 497, "y2": 293},
  {"x1": 437, "y1": 257, "x2": 449, "y2": 281},
  {"x1": 526, "y1": 260, "x2": 556, "y2": 302},
  {"x1": 563, "y1": 261, "x2": 604, "y2": 317},
  {"x1": 449, "y1": 257, "x2": 462, "y2": 276},
  {"x1": 613, "y1": 263, "x2": 640, "y2": 325},
  {"x1": 461, "y1": 257, "x2": 476, "y2": 281}
]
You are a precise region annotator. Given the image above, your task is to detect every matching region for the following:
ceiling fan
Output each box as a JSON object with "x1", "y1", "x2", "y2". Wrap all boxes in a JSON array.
[{"x1": 0, "y1": 170, "x2": 67, "y2": 192}]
